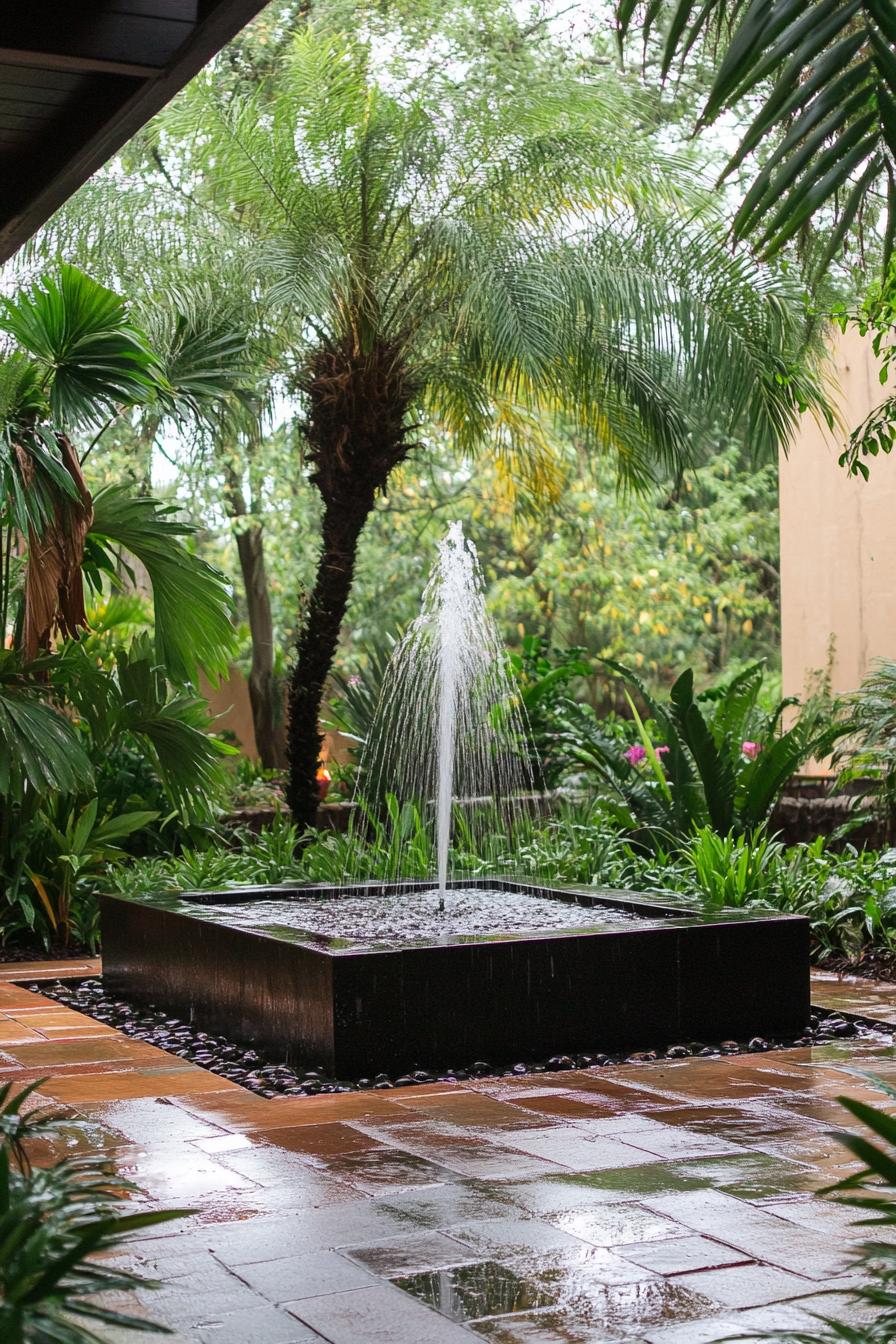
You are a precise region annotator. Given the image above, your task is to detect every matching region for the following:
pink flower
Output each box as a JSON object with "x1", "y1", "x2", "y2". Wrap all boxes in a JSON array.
[
  {"x1": 348, "y1": 674, "x2": 362, "y2": 687},
  {"x1": 742, "y1": 740, "x2": 762, "y2": 760},
  {"x1": 624, "y1": 744, "x2": 647, "y2": 766},
  {"x1": 655, "y1": 745, "x2": 670, "y2": 757}
]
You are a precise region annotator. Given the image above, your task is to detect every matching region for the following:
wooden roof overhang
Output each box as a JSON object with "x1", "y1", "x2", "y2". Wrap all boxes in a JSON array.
[{"x1": 0, "y1": 2, "x2": 269, "y2": 262}]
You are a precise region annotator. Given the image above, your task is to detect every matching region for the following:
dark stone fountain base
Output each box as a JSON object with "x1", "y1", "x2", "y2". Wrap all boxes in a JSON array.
[{"x1": 99, "y1": 880, "x2": 810, "y2": 1076}]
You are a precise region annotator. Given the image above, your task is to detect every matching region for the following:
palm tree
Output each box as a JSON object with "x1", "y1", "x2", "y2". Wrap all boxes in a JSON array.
[
  {"x1": 616, "y1": 0, "x2": 896, "y2": 278},
  {"x1": 145, "y1": 28, "x2": 827, "y2": 831},
  {"x1": 0, "y1": 265, "x2": 239, "y2": 905}
]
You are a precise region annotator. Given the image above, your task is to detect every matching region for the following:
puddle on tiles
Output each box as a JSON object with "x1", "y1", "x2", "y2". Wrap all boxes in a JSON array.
[
  {"x1": 460, "y1": 1275, "x2": 719, "y2": 1338},
  {"x1": 551, "y1": 1150, "x2": 818, "y2": 1203},
  {"x1": 345, "y1": 1230, "x2": 476, "y2": 1277},
  {"x1": 394, "y1": 1260, "x2": 556, "y2": 1321},
  {"x1": 552, "y1": 1202, "x2": 679, "y2": 1248},
  {"x1": 556, "y1": 1277, "x2": 719, "y2": 1334},
  {"x1": 507, "y1": 1245, "x2": 657, "y2": 1292},
  {"x1": 470, "y1": 1308, "x2": 606, "y2": 1341},
  {"x1": 665, "y1": 1152, "x2": 819, "y2": 1200}
]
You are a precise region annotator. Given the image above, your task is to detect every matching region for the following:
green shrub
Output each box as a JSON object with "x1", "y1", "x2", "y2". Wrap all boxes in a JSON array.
[
  {"x1": 683, "y1": 826, "x2": 784, "y2": 909},
  {"x1": 561, "y1": 660, "x2": 843, "y2": 848}
]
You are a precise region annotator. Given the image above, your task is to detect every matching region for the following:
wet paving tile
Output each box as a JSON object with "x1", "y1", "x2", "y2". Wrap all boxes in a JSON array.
[
  {"x1": 494, "y1": 1094, "x2": 621, "y2": 1122},
  {"x1": 233, "y1": 1247, "x2": 377, "y2": 1303},
  {"x1": 248, "y1": 1122, "x2": 381, "y2": 1158},
  {"x1": 112, "y1": 1143, "x2": 266, "y2": 1202},
  {"x1": 135, "y1": 1261, "x2": 264, "y2": 1326},
  {"x1": 206, "y1": 1202, "x2": 413, "y2": 1265},
  {"x1": 345, "y1": 1229, "x2": 478, "y2": 1277},
  {"x1": 394, "y1": 1093, "x2": 549, "y2": 1130},
  {"x1": 452, "y1": 1215, "x2": 589, "y2": 1257},
  {"x1": 380, "y1": 1178, "x2": 515, "y2": 1228},
  {"x1": 77, "y1": 1097, "x2": 232, "y2": 1145},
  {"x1": 212, "y1": 1139, "x2": 349, "y2": 1185},
  {"x1": 499, "y1": 1126, "x2": 664, "y2": 1172},
  {"x1": 470, "y1": 1307, "x2": 615, "y2": 1341},
  {"x1": 4, "y1": 1037, "x2": 165, "y2": 1068},
  {"x1": 681, "y1": 1262, "x2": 819, "y2": 1309},
  {"x1": 354, "y1": 1121, "x2": 565, "y2": 1180},
  {"x1": 642, "y1": 1190, "x2": 852, "y2": 1279},
  {"x1": 640, "y1": 1301, "x2": 818, "y2": 1343},
  {"x1": 395, "y1": 1259, "x2": 557, "y2": 1321},
  {"x1": 614, "y1": 1126, "x2": 741, "y2": 1162},
  {"x1": 41, "y1": 1068, "x2": 238, "y2": 1103},
  {"x1": 508, "y1": 1274, "x2": 719, "y2": 1339},
  {"x1": 755, "y1": 1193, "x2": 896, "y2": 1243},
  {"x1": 191, "y1": 1304, "x2": 322, "y2": 1343},
  {"x1": 614, "y1": 1235, "x2": 752, "y2": 1276},
  {"x1": 286, "y1": 1281, "x2": 475, "y2": 1341},
  {"x1": 507, "y1": 1243, "x2": 659, "y2": 1291},
  {"x1": 173, "y1": 1089, "x2": 408, "y2": 1132},
  {"x1": 811, "y1": 970, "x2": 896, "y2": 1025},
  {"x1": 0, "y1": 1020, "x2": 46, "y2": 1044},
  {"x1": 551, "y1": 1202, "x2": 684, "y2": 1249},
  {"x1": 663, "y1": 1151, "x2": 822, "y2": 1201},
  {"x1": 315, "y1": 1145, "x2": 462, "y2": 1193},
  {"x1": 648, "y1": 1103, "x2": 829, "y2": 1148},
  {"x1": 539, "y1": 1165, "x2": 701, "y2": 1205}
]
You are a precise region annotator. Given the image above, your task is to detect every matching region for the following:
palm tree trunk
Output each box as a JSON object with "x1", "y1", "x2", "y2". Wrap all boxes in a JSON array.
[
  {"x1": 285, "y1": 492, "x2": 374, "y2": 831},
  {"x1": 285, "y1": 334, "x2": 417, "y2": 832}
]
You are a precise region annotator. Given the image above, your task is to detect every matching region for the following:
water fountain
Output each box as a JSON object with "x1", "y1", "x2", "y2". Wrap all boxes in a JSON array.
[
  {"x1": 359, "y1": 519, "x2": 533, "y2": 912},
  {"x1": 100, "y1": 524, "x2": 810, "y2": 1076}
]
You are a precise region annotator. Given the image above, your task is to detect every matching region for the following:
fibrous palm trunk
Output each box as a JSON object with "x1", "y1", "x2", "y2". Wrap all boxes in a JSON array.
[{"x1": 285, "y1": 336, "x2": 416, "y2": 833}]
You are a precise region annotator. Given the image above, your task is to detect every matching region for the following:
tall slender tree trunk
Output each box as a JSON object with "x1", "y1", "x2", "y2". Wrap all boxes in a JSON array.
[
  {"x1": 285, "y1": 491, "x2": 375, "y2": 830},
  {"x1": 235, "y1": 521, "x2": 284, "y2": 769},
  {"x1": 225, "y1": 470, "x2": 285, "y2": 770}
]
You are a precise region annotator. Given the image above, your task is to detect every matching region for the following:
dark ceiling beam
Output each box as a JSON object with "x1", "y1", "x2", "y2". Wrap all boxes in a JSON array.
[
  {"x1": 0, "y1": 0, "x2": 270, "y2": 263},
  {"x1": 0, "y1": 49, "x2": 161, "y2": 80},
  {"x1": 0, "y1": 7, "x2": 196, "y2": 73}
]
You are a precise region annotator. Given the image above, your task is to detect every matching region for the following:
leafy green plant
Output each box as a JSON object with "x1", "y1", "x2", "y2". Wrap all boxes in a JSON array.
[
  {"x1": 0, "y1": 267, "x2": 240, "y2": 947},
  {"x1": 776, "y1": 844, "x2": 896, "y2": 965},
  {"x1": 507, "y1": 635, "x2": 591, "y2": 789},
  {"x1": 24, "y1": 799, "x2": 159, "y2": 950},
  {"x1": 562, "y1": 660, "x2": 843, "y2": 847},
  {"x1": 834, "y1": 659, "x2": 896, "y2": 844},
  {"x1": 683, "y1": 826, "x2": 784, "y2": 909},
  {"x1": 0, "y1": 1079, "x2": 187, "y2": 1343}
]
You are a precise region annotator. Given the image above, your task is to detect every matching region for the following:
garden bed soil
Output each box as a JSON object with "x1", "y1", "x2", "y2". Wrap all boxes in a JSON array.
[
  {"x1": 0, "y1": 939, "x2": 93, "y2": 963},
  {"x1": 822, "y1": 950, "x2": 896, "y2": 984}
]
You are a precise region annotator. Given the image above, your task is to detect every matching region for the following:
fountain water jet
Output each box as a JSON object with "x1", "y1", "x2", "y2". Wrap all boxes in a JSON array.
[{"x1": 357, "y1": 520, "x2": 533, "y2": 906}]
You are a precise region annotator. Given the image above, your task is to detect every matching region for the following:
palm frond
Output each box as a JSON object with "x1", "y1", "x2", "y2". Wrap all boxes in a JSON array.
[
  {"x1": 86, "y1": 486, "x2": 237, "y2": 684},
  {"x1": 617, "y1": 0, "x2": 896, "y2": 272},
  {"x1": 0, "y1": 266, "x2": 163, "y2": 428}
]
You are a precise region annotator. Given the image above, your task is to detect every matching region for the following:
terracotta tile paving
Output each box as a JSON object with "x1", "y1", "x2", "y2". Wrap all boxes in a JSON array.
[{"x1": 2, "y1": 964, "x2": 894, "y2": 1341}]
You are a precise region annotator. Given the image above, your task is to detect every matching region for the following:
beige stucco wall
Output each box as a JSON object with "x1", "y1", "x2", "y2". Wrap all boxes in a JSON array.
[{"x1": 780, "y1": 325, "x2": 896, "y2": 718}]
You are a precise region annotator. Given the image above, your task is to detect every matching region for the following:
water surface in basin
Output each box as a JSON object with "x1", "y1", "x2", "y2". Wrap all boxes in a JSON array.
[{"x1": 186, "y1": 887, "x2": 654, "y2": 948}]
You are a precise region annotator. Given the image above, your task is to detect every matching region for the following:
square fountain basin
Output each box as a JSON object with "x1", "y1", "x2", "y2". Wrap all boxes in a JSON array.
[{"x1": 99, "y1": 880, "x2": 809, "y2": 1075}]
